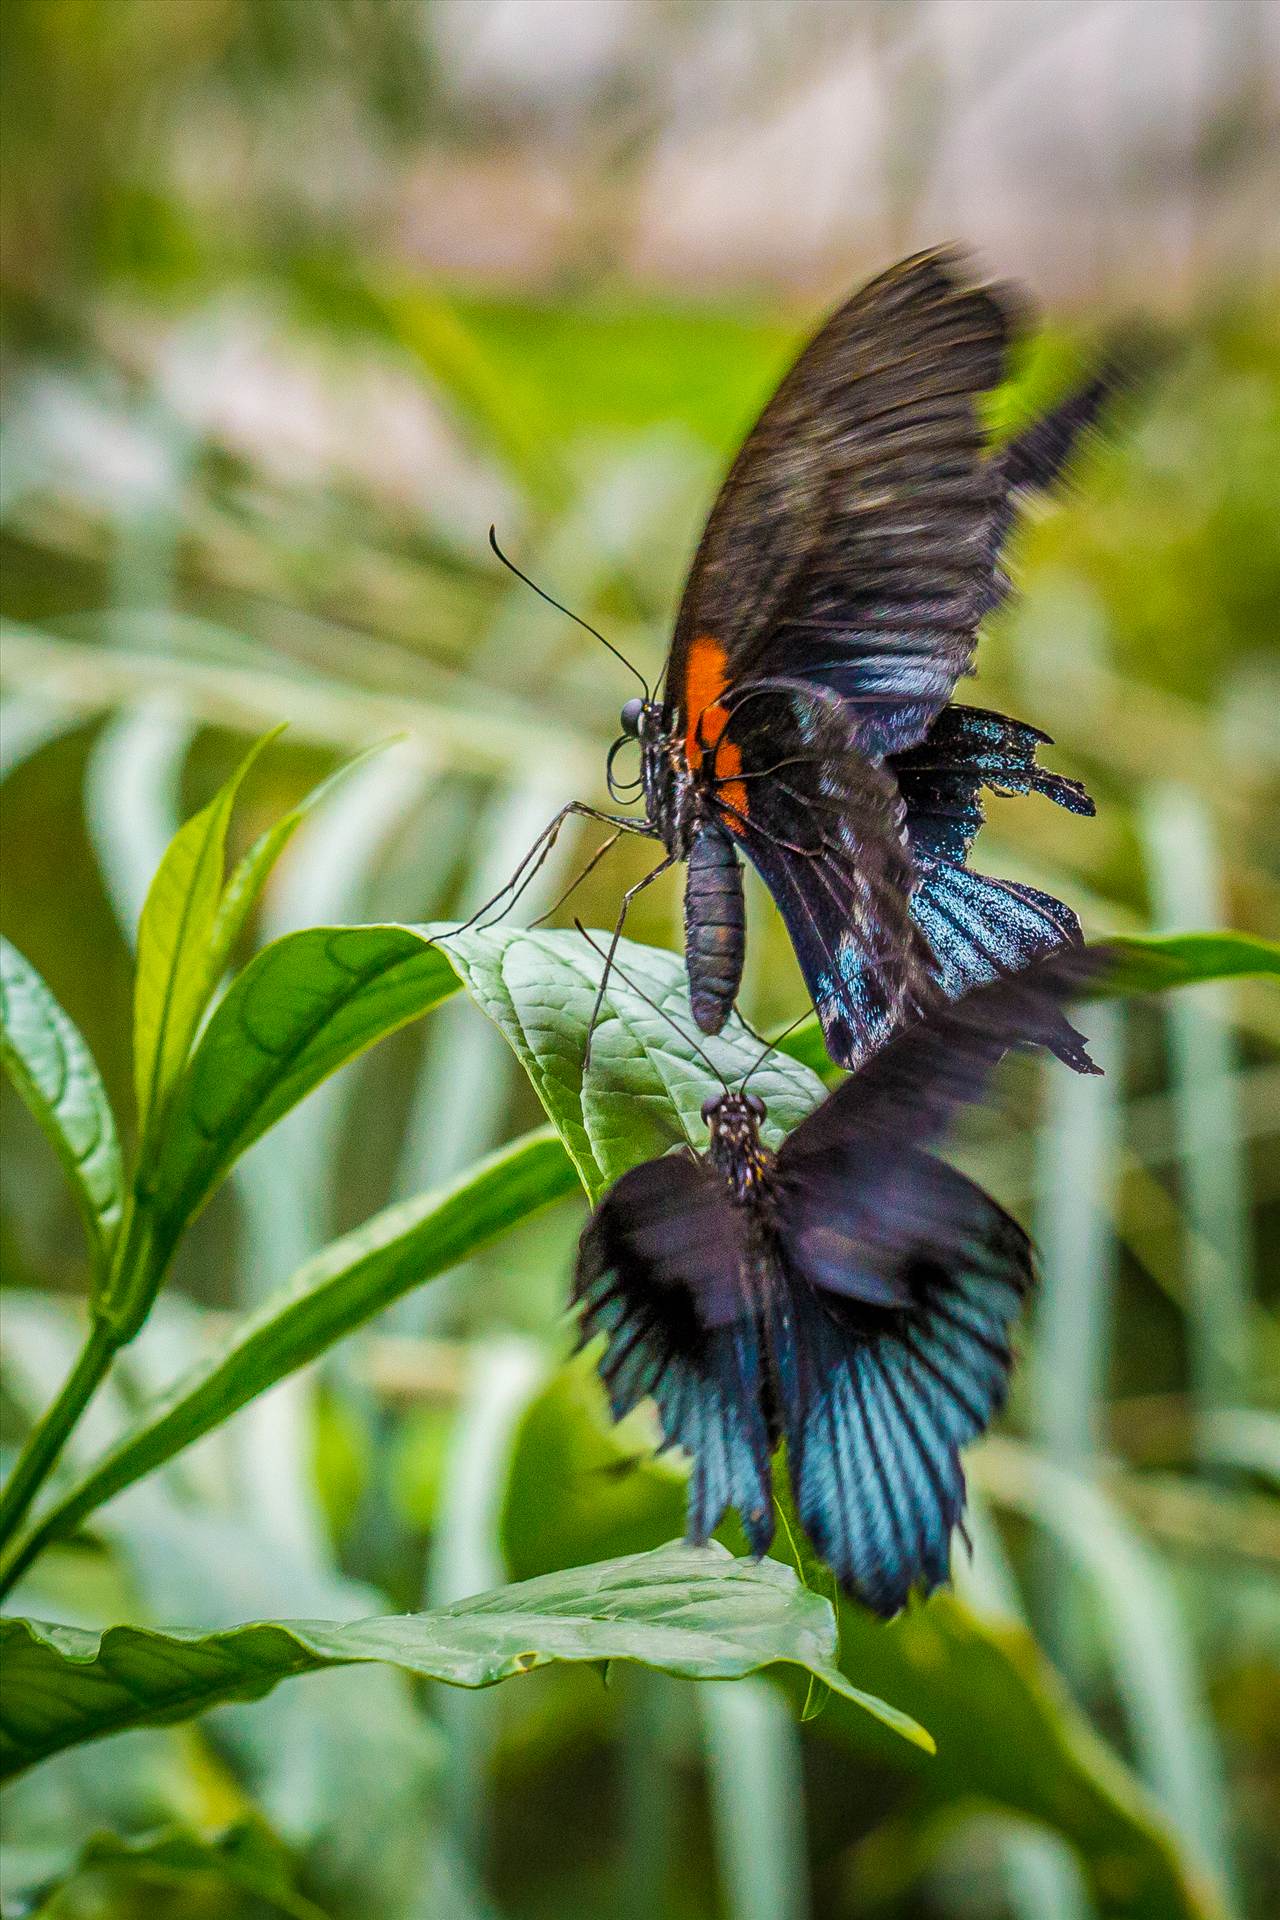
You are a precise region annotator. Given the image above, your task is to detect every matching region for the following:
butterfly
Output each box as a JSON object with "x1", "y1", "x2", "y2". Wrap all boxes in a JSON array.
[
  {"x1": 573, "y1": 946, "x2": 1106, "y2": 1616},
  {"x1": 485, "y1": 248, "x2": 1124, "y2": 1067}
]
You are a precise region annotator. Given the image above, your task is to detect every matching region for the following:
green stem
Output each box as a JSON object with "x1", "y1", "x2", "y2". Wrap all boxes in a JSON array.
[{"x1": 0, "y1": 1319, "x2": 117, "y2": 1561}]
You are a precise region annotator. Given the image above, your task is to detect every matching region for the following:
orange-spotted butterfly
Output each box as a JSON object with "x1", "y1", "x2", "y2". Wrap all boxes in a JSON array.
[{"x1": 484, "y1": 248, "x2": 1126, "y2": 1069}]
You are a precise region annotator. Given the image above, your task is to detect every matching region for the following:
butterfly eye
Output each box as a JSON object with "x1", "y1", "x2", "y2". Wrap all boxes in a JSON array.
[
  {"x1": 700, "y1": 1096, "x2": 718, "y2": 1124},
  {"x1": 620, "y1": 698, "x2": 644, "y2": 738},
  {"x1": 746, "y1": 1093, "x2": 766, "y2": 1121}
]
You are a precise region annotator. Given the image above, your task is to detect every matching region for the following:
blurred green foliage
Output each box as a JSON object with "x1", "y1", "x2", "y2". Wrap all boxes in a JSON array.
[{"x1": 1, "y1": 3, "x2": 1278, "y2": 1919}]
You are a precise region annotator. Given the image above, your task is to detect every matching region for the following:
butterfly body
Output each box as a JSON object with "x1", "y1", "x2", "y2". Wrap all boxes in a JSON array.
[
  {"x1": 704, "y1": 1089, "x2": 774, "y2": 1204},
  {"x1": 682, "y1": 820, "x2": 747, "y2": 1035},
  {"x1": 623, "y1": 689, "x2": 756, "y2": 1035}
]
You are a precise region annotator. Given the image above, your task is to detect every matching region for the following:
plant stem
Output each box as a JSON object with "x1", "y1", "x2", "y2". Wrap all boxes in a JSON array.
[{"x1": 0, "y1": 1319, "x2": 117, "y2": 1560}]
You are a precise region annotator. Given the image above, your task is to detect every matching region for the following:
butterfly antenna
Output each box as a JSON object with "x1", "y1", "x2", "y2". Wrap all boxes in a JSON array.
[
  {"x1": 573, "y1": 921, "x2": 730, "y2": 1095},
  {"x1": 741, "y1": 1007, "x2": 816, "y2": 1094},
  {"x1": 489, "y1": 527, "x2": 650, "y2": 700}
]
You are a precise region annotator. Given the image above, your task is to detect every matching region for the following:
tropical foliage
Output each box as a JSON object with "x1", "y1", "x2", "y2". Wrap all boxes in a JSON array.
[{"x1": 2, "y1": 5, "x2": 1277, "y2": 1919}]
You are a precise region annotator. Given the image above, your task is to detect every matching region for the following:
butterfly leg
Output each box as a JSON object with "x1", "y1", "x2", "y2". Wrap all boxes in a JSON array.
[
  {"x1": 529, "y1": 828, "x2": 624, "y2": 928},
  {"x1": 450, "y1": 802, "x2": 653, "y2": 937},
  {"x1": 582, "y1": 853, "x2": 678, "y2": 1069}
]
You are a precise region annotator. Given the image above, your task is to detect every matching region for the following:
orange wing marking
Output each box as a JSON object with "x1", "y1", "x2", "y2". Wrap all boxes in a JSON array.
[{"x1": 682, "y1": 634, "x2": 748, "y2": 831}]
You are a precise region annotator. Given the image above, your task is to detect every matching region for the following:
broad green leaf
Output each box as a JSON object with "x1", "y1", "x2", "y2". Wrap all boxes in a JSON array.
[
  {"x1": 148, "y1": 924, "x2": 461, "y2": 1251},
  {"x1": 500, "y1": 1367, "x2": 1223, "y2": 1920},
  {"x1": 436, "y1": 925, "x2": 826, "y2": 1203},
  {"x1": 0, "y1": 1543, "x2": 928, "y2": 1782},
  {"x1": 203, "y1": 742, "x2": 390, "y2": 991},
  {"x1": 776, "y1": 929, "x2": 1280, "y2": 1078},
  {"x1": 0, "y1": 938, "x2": 124, "y2": 1278},
  {"x1": 132, "y1": 728, "x2": 282, "y2": 1134},
  {"x1": 2, "y1": 1130, "x2": 577, "y2": 1585}
]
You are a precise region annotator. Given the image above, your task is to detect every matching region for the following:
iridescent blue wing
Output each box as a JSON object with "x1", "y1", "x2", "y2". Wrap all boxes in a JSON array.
[
  {"x1": 885, "y1": 705, "x2": 1097, "y2": 1067},
  {"x1": 769, "y1": 1155, "x2": 1033, "y2": 1615},
  {"x1": 573, "y1": 1154, "x2": 775, "y2": 1554},
  {"x1": 762, "y1": 959, "x2": 1074, "y2": 1612}
]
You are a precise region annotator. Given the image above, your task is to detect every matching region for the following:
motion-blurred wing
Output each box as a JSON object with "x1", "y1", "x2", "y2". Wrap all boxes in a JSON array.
[
  {"x1": 782, "y1": 945, "x2": 1109, "y2": 1170},
  {"x1": 573, "y1": 1153, "x2": 774, "y2": 1554},
  {"x1": 980, "y1": 356, "x2": 1137, "y2": 619},
  {"x1": 706, "y1": 682, "x2": 933, "y2": 1068},
  {"x1": 665, "y1": 249, "x2": 1022, "y2": 757},
  {"x1": 769, "y1": 1157, "x2": 1034, "y2": 1615}
]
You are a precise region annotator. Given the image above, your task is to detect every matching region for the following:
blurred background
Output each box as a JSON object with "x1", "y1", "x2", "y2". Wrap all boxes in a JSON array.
[{"x1": 1, "y1": 2, "x2": 1277, "y2": 1917}]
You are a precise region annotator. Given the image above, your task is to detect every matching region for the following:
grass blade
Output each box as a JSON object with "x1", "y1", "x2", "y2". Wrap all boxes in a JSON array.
[{"x1": 701, "y1": 1679, "x2": 809, "y2": 1920}]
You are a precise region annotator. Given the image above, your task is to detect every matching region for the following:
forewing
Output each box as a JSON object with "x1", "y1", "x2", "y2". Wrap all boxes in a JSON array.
[
  {"x1": 706, "y1": 683, "x2": 933, "y2": 1069},
  {"x1": 768, "y1": 1157, "x2": 1034, "y2": 1615},
  {"x1": 666, "y1": 249, "x2": 1022, "y2": 757},
  {"x1": 573, "y1": 1154, "x2": 775, "y2": 1554}
]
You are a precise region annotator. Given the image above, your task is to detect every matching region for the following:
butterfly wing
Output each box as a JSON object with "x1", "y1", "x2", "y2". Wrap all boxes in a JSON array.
[
  {"x1": 703, "y1": 681, "x2": 934, "y2": 1067},
  {"x1": 884, "y1": 704, "x2": 1097, "y2": 1065},
  {"x1": 783, "y1": 944, "x2": 1108, "y2": 1173},
  {"x1": 664, "y1": 248, "x2": 1022, "y2": 759},
  {"x1": 767, "y1": 1153, "x2": 1034, "y2": 1614},
  {"x1": 573, "y1": 1152, "x2": 775, "y2": 1554},
  {"x1": 980, "y1": 355, "x2": 1137, "y2": 620}
]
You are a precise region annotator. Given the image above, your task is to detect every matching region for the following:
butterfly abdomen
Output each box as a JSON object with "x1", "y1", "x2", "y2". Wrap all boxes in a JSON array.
[{"x1": 684, "y1": 821, "x2": 746, "y2": 1034}]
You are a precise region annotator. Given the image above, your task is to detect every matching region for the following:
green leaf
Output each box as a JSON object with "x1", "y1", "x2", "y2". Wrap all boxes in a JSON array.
[
  {"x1": 1097, "y1": 929, "x2": 1280, "y2": 993},
  {"x1": 0, "y1": 937, "x2": 124, "y2": 1280},
  {"x1": 203, "y1": 742, "x2": 390, "y2": 990},
  {"x1": 0, "y1": 1543, "x2": 928, "y2": 1782},
  {"x1": 1, "y1": 1130, "x2": 577, "y2": 1587},
  {"x1": 132, "y1": 727, "x2": 282, "y2": 1135},
  {"x1": 775, "y1": 930, "x2": 1280, "y2": 1079},
  {"x1": 772, "y1": 1018, "x2": 841, "y2": 1081},
  {"x1": 436, "y1": 925, "x2": 827, "y2": 1203},
  {"x1": 148, "y1": 923, "x2": 461, "y2": 1251}
]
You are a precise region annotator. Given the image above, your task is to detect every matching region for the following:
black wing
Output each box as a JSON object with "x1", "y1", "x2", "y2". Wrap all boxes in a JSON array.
[
  {"x1": 665, "y1": 249, "x2": 1022, "y2": 758},
  {"x1": 573, "y1": 1153, "x2": 775, "y2": 1554},
  {"x1": 765, "y1": 957, "x2": 1072, "y2": 1613},
  {"x1": 980, "y1": 355, "x2": 1137, "y2": 620},
  {"x1": 706, "y1": 681, "x2": 935, "y2": 1068},
  {"x1": 768, "y1": 1157, "x2": 1033, "y2": 1615},
  {"x1": 887, "y1": 705, "x2": 1097, "y2": 1066},
  {"x1": 782, "y1": 944, "x2": 1109, "y2": 1171}
]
